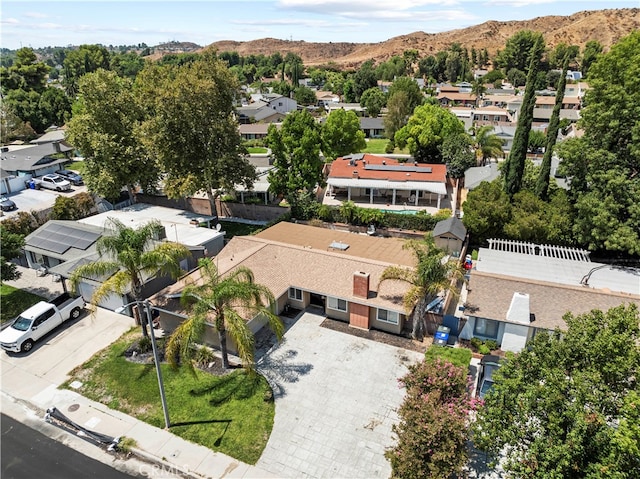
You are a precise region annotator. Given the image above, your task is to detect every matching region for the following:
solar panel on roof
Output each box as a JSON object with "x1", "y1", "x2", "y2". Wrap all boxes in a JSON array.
[{"x1": 364, "y1": 164, "x2": 432, "y2": 173}]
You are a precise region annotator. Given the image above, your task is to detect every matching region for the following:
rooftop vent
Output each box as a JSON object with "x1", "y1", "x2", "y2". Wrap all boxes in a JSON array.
[{"x1": 329, "y1": 241, "x2": 349, "y2": 251}]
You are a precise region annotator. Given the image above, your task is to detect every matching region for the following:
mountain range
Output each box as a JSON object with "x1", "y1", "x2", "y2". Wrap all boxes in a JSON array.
[{"x1": 202, "y1": 8, "x2": 640, "y2": 68}]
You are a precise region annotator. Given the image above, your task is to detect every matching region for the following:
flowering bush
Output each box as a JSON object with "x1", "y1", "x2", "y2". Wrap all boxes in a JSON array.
[{"x1": 386, "y1": 358, "x2": 475, "y2": 479}]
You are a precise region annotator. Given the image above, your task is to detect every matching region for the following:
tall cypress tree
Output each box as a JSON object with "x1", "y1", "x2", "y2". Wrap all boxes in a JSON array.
[
  {"x1": 504, "y1": 36, "x2": 545, "y2": 196},
  {"x1": 535, "y1": 53, "x2": 571, "y2": 200}
]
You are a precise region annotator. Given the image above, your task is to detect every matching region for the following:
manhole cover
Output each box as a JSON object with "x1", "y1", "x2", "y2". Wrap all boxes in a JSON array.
[{"x1": 67, "y1": 404, "x2": 80, "y2": 412}]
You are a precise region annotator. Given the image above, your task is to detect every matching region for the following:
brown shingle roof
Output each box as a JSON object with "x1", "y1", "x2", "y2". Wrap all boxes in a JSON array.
[
  {"x1": 153, "y1": 223, "x2": 416, "y2": 316},
  {"x1": 465, "y1": 271, "x2": 640, "y2": 330}
]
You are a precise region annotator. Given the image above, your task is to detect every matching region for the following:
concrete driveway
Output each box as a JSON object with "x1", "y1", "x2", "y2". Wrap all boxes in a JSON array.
[
  {"x1": 0, "y1": 184, "x2": 88, "y2": 220},
  {"x1": 256, "y1": 312, "x2": 423, "y2": 479},
  {"x1": 1, "y1": 307, "x2": 133, "y2": 399}
]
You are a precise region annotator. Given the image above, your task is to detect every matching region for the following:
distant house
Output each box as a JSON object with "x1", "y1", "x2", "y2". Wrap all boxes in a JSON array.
[
  {"x1": 315, "y1": 90, "x2": 340, "y2": 108},
  {"x1": 359, "y1": 117, "x2": 385, "y2": 138},
  {"x1": 438, "y1": 91, "x2": 477, "y2": 107},
  {"x1": 0, "y1": 142, "x2": 74, "y2": 194},
  {"x1": 326, "y1": 102, "x2": 366, "y2": 116},
  {"x1": 29, "y1": 128, "x2": 67, "y2": 145},
  {"x1": 239, "y1": 123, "x2": 271, "y2": 141},
  {"x1": 461, "y1": 239, "x2": 640, "y2": 352},
  {"x1": 152, "y1": 222, "x2": 418, "y2": 355},
  {"x1": 432, "y1": 217, "x2": 467, "y2": 254},
  {"x1": 325, "y1": 154, "x2": 449, "y2": 212},
  {"x1": 236, "y1": 102, "x2": 286, "y2": 124}
]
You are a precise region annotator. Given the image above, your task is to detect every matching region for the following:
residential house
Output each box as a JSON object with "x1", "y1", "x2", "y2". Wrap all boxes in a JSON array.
[
  {"x1": 438, "y1": 91, "x2": 477, "y2": 107},
  {"x1": 432, "y1": 217, "x2": 467, "y2": 255},
  {"x1": 326, "y1": 103, "x2": 367, "y2": 116},
  {"x1": 460, "y1": 239, "x2": 640, "y2": 352},
  {"x1": 24, "y1": 204, "x2": 223, "y2": 311},
  {"x1": 152, "y1": 222, "x2": 418, "y2": 353},
  {"x1": 0, "y1": 142, "x2": 75, "y2": 194},
  {"x1": 29, "y1": 127, "x2": 67, "y2": 145},
  {"x1": 315, "y1": 90, "x2": 340, "y2": 108},
  {"x1": 359, "y1": 117, "x2": 385, "y2": 138},
  {"x1": 239, "y1": 123, "x2": 271, "y2": 141},
  {"x1": 231, "y1": 166, "x2": 277, "y2": 205},
  {"x1": 533, "y1": 94, "x2": 581, "y2": 123},
  {"x1": 459, "y1": 163, "x2": 501, "y2": 206},
  {"x1": 324, "y1": 154, "x2": 450, "y2": 213},
  {"x1": 377, "y1": 81, "x2": 392, "y2": 94},
  {"x1": 236, "y1": 102, "x2": 286, "y2": 124}
]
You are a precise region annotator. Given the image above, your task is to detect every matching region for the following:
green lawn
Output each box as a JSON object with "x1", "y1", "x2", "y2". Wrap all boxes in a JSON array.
[
  {"x1": 0, "y1": 285, "x2": 45, "y2": 324},
  {"x1": 66, "y1": 161, "x2": 86, "y2": 175},
  {"x1": 247, "y1": 147, "x2": 268, "y2": 154},
  {"x1": 362, "y1": 138, "x2": 409, "y2": 155},
  {"x1": 62, "y1": 330, "x2": 274, "y2": 464},
  {"x1": 424, "y1": 345, "x2": 472, "y2": 369},
  {"x1": 219, "y1": 220, "x2": 264, "y2": 239}
]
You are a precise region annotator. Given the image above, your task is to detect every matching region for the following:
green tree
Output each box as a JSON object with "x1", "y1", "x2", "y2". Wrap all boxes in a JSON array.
[
  {"x1": 375, "y1": 56, "x2": 406, "y2": 81},
  {"x1": 63, "y1": 44, "x2": 111, "y2": 96},
  {"x1": 266, "y1": 109, "x2": 323, "y2": 205},
  {"x1": 110, "y1": 51, "x2": 146, "y2": 79},
  {"x1": 441, "y1": 132, "x2": 475, "y2": 179},
  {"x1": 461, "y1": 180, "x2": 511, "y2": 245},
  {"x1": 0, "y1": 228, "x2": 24, "y2": 282},
  {"x1": 51, "y1": 196, "x2": 81, "y2": 220},
  {"x1": 560, "y1": 31, "x2": 640, "y2": 254},
  {"x1": 321, "y1": 109, "x2": 366, "y2": 161},
  {"x1": 0, "y1": 47, "x2": 49, "y2": 93},
  {"x1": 384, "y1": 90, "x2": 411, "y2": 141},
  {"x1": 166, "y1": 258, "x2": 284, "y2": 371},
  {"x1": 387, "y1": 77, "x2": 423, "y2": 113},
  {"x1": 359, "y1": 87, "x2": 386, "y2": 117},
  {"x1": 379, "y1": 235, "x2": 461, "y2": 341},
  {"x1": 137, "y1": 55, "x2": 255, "y2": 217},
  {"x1": 581, "y1": 40, "x2": 603, "y2": 78},
  {"x1": 395, "y1": 103, "x2": 465, "y2": 163},
  {"x1": 504, "y1": 36, "x2": 545, "y2": 196},
  {"x1": 528, "y1": 129, "x2": 546, "y2": 152},
  {"x1": 69, "y1": 219, "x2": 190, "y2": 337},
  {"x1": 66, "y1": 69, "x2": 156, "y2": 202},
  {"x1": 536, "y1": 52, "x2": 572, "y2": 200},
  {"x1": 473, "y1": 304, "x2": 640, "y2": 478},
  {"x1": 387, "y1": 358, "x2": 472, "y2": 479},
  {"x1": 495, "y1": 30, "x2": 545, "y2": 73},
  {"x1": 473, "y1": 125, "x2": 505, "y2": 166},
  {"x1": 293, "y1": 85, "x2": 317, "y2": 106},
  {"x1": 352, "y1": 60, "x2": 378, "y2": 101},
  {"x1": 38, "y1": 87, "x2": 72, "y2": 127}
]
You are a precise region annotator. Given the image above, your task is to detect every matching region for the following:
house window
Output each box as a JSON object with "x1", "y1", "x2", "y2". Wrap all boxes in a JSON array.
[
  {"x1": 377, "y1": 308, "x2": 399, "y2": 325},
  {"x1": 288, "y1": 287, "x2": 302, "y2": 301},
  {"x1": 473, "y1": 317, "x2": 499, "y2": 339},
  {"x1": 327, "y1": 297, "x2": 347, "y2": 312},
  {"x1": 494, "y1": 116, "x2": 501, "y2": 122}
]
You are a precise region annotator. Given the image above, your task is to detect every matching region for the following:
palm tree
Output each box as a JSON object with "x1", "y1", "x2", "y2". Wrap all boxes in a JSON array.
[
  {"x1": 379, "y1": 235, "x2": 462, "y2": 341},
  {"x1": 166, "y1": 257, "x2": 284, "y2": 371},
  {"x1": 70, "y1": 218, "x2": 190, "y2": 337},
  {"x1": 474, "y1": 125, "x2": 505, "y2": 166}
]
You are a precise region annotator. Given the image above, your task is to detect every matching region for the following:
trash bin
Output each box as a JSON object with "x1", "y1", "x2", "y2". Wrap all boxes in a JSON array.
[
  {"x1": 433, "y1": 325, "x2": 451, "y2": 347},
  {"x1": 29, "y1": 180, "x2": 36, "y2": 189}
]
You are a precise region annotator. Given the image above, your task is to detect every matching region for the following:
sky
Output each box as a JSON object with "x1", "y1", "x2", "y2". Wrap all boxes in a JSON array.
[{"x1": 2, "y1": 0, "x2": 638, "y2": 50}]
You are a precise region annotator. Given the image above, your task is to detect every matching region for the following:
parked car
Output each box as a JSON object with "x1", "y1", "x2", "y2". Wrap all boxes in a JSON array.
[
  {"x1": 54, "y1": 169, "x2": 83, "y2": 186},
  {"x1": 0, "y1": 196, "x2": 17, "y2": 211},
  {"x1": 477, "y1": 354, "x2": 502, "y2": 399},
  {"x1": 33, "y1": 174, "x2": 71, "y2": 192},
  {"x1": 0, "y1": 293, "x2": 86, "y2": 353}
]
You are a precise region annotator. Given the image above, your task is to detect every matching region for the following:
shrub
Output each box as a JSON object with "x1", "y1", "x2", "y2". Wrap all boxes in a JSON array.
[
  {"x1": 193, "y1": 345, "x2": 216, "y2": 368},
  {"x1": 137, "y1": 336, "x2": 152, "y2": 353},
  {"x1": 117, "y1": 436, "x2": 137, "y2": 453}
]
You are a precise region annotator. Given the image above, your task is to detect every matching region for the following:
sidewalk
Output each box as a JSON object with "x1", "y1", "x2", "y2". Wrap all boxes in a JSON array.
[{"x1": 0, "y1": 272, "x2": 276, "y2": 478}]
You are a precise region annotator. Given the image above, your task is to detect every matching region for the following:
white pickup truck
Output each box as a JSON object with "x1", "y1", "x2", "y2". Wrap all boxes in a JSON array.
[
  {"x1": 33, "y1": 174, "x2": 72, "y2": 192},
  {"x1": 0, "y1": 293, "x2": 86, "y2": 353}
]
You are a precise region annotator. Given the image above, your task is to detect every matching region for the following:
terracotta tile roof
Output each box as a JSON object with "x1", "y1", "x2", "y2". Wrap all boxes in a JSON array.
[
  {"x1": 465, "y1": 271, "x2": 640, "y2": 331},
  {"x1": 535, "y1": 95, "x2": 581, "y2": 105},
  {"x1": 328, "y1": 154, "x2": 447, "y2": 184},
  {"x1": 153, "y1": 223, "x2": 417, "y2": 317},
  {"x1": 438, "y1": 92, "x2": 477, "y2": 101}
]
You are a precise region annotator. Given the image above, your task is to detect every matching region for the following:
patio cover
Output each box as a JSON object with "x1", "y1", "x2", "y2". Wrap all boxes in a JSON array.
[{"x1": 327, "y1": 177, "x2": 447, "y2": 196}]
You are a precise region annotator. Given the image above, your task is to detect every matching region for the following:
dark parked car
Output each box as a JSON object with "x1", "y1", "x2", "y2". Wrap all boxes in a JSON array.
[
  {"x1": 0, "y1": 196, "x2": 17, "y2": 212},
  {"x1": 477, "y1": 354, "x2": 502, "y2": 399},
  {"x1": 54, "y1": 169, "x2": 83, "y2": 186}
]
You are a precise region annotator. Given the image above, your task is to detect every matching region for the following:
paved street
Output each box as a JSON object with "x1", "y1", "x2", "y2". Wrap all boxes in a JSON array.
[
  {"x1": 257, "y1": 312, "x2": 423, "y2": 478},
  {"x1": 1, "y1": 414, "x2": 138, "y2": 479}
]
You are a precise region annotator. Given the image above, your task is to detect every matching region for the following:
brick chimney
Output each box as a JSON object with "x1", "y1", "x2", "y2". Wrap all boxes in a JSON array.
[{"x1": 353, "y1": 271, "x2": 369, "y2": 298}]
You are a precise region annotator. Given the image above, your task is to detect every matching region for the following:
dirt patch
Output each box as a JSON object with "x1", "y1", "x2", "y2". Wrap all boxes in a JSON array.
[{"x1": 320, "y1": 317, "x2": 428, "y2": 354}]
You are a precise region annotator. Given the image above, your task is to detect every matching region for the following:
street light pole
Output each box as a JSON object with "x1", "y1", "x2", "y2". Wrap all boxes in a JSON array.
[
  {"x1": 117, "y1": 300, "x2": 171, "y2": 429},
  {"x1": 143, "y1": 299, "x2": 171, "y2": 429}
]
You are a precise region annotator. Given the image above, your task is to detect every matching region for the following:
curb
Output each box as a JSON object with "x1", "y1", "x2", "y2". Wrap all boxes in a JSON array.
[{"x1": 0, "y1": 390, "x2": 191, "y2": 479}]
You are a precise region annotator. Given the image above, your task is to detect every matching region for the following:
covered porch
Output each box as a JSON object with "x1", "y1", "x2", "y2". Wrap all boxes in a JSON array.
[{"x1": 323, "y1": 178, "x2": 451, "y2": 214}]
